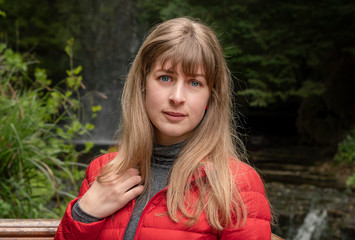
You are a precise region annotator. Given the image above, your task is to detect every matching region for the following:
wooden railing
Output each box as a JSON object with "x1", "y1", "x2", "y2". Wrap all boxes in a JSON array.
[
  {"x1": 0, "y1": 219, "x2": 284, "y2": 239},
  {"x1": 0, "y1": 219, "x2": 59, "y2": 240}
]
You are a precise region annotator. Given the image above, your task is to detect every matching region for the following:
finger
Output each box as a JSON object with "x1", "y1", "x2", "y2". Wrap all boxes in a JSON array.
[
  {"x1": 120, "y1": 175, "x2": 142, "y2": 192},
  {"x1": 122, "y1": 185, "x2": 144, "y2": 203}
]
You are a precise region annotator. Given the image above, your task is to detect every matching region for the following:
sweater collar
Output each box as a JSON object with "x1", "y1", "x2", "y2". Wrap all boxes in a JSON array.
[{"x1": 152, "y1": 141, "x2": 185, "y2": 166}]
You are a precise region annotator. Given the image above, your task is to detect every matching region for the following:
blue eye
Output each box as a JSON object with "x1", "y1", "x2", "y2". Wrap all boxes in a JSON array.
[
  {"x1": 190, "y1": 81, "x2": 200, "y2": 87},
  {"x1": 160, "y1": 76, "x2": 170, "y2": 82}
]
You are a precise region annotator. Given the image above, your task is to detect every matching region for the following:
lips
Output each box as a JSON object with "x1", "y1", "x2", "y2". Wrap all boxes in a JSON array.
[{"x1": 163, "y1": 111, "x2": 186, "y2": 121}]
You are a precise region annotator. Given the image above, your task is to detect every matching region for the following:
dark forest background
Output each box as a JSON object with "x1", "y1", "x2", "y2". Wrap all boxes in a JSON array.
[{"x1": 2, "y1": 0, "x2": 355, "y2": 144}]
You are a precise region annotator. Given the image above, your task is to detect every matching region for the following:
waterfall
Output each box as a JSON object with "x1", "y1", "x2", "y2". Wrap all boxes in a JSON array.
[
  {"x1": 65, "y1": 0, "x2": 141, "y2": 146},
  {"x1": 293, "y1": 209, "x2": 327, "y2": 240}
]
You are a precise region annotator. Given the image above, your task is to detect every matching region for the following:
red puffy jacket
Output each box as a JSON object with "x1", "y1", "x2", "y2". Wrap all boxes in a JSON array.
[{"x1": 55, "y1": 152, "x2": 271, "y2": 240}]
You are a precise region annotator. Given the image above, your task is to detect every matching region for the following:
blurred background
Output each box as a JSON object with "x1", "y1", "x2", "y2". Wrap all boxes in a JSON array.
[{"x1": 0, "y1": 0, "x2": 354, "y2": 239}]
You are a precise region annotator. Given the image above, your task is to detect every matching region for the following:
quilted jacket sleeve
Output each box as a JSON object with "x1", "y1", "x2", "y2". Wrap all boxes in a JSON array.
[
  {"x1": 54, "y1": 153, "x2": 117, "y2": 240},
  {"x1": 219, "y1": 162, "x2": 271, "y2": 240}
]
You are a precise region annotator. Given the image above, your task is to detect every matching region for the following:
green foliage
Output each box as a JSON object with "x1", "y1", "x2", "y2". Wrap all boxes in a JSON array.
[
  {"x1": 347, "y1": 174, "x2": 355, "y2": 188},
  {"x1": 0, "y1": 0, "x2": 71, "y2": 78},
  {"x1": 334, "y1": 127, "x2": 355, "y2": 188},
  {"x1": 138, "y1": 0, "x2": 354, "y2": 107},
  {"x1": 335, "y1": 128, "x2": 355, "y2": 164},
  {"x1": 0, "y1": 41, "x2": 99, "y2": 218},
  {"x1": 347, "y1": 175, "x2": 355, "y2": 189},
  {"x1": 0, "y1": 10, "x2": 5, "y2": 18}
]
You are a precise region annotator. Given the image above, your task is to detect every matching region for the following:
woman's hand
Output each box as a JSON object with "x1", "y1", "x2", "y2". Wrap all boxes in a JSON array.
[{"x1": 79, "y1": 168, "x2": 144, "y2": 218}]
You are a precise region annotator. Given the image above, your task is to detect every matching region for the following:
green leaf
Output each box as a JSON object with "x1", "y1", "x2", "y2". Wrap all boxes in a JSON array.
[
  {"x1": 65, "y1": 91, "x2": 72, "y2": 98},
  {"x1": 91, "y1": 105, "x2": 101, "y2": 112},
  {"x1": 84, "y1": 123, "x2": 94, "y2": 130},
  {"x1": 71, "y1": 120, "x2": 82, "y2": 133},
  {"x1": 0, "y1": 10, "x2": 6, "y2": 18},
  {"x1": 66, "y1": 76, "x2": 76, "y2": 88},
  {"x1": 84, "y1": 141, "x2": 94, "y2": 152},
  {"x1": 34, "y1": 68, "x2": 48, "y2": 85},
  {"x1": 73, "y1": 65, "x2": 82, "y2": 75},
  {"x1": 65, "y1": 38, "x2": 74, "y2": 56},
  {"x1": 0, "y1": 43, "x2": 6, "y2": 53}
]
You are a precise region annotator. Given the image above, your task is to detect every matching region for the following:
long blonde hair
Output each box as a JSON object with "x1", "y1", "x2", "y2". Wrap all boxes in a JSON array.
[{"x1": 98, "y1": 17, "x2": 247, "y2": 230}]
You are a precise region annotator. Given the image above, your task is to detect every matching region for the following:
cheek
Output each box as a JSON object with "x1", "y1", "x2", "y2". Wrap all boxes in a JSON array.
[
  {"x1": 145, "y1": 95, "x2": 154, "y2": 117},
  {"x1": 192, "y1": 95, "x2": 209, "y2": 121},
  {"x1": 196, "y1": 105, "x2": 207, "y2": 121},
  {"x1": 145, "y1": 89, "x2": 163, "y2": 117},
  {"x1": 146, "y1": 91, "x2": 160, "y2": 106}
]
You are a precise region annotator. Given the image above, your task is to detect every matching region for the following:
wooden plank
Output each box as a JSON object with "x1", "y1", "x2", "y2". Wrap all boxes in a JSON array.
[
  {"x1": 0, "y1": 219, "x2": 59, "y2": 238},
  {"x1": 0, "y1": 219, "x2": 60, "y2": 228},
  {"x1": 272, "y1": 233, "x2": 285, "y2": 240},
  {"x1": 0, "y1": 238, "x2": 53, "y2": 240}
]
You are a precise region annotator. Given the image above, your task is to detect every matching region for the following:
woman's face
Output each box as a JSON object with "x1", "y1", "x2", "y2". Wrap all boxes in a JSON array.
[{"x1": 145, "y1": 60, "x2": 210, "y2": 145}]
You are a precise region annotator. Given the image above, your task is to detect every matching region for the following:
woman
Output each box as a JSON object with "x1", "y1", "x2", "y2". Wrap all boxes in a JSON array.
[{"x1": 55, "y1": 17, "x2": 271, "y2": 240}]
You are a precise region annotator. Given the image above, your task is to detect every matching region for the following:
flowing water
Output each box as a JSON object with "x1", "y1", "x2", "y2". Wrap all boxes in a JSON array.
[
  {"x1": 72, "y1": 0, "x2": 140, "y2": 145},
  {"x1": 267, "y1": 182, "x2": 355, "y2": 239},
  {"x1": 293, "y1": 209, "x2": 327, "y2": 240}
]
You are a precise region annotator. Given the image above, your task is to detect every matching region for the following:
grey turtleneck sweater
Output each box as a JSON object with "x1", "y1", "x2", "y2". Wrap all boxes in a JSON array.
[{"x1": 71, "y1": 142, "x2": 184, "y2": 240}]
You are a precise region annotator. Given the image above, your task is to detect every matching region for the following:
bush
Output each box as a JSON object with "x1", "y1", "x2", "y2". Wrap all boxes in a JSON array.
[
  {"x1": 0, "y1": 40, "x2": 98, "y2": 218},
  {"x1": 334, "y1": 127, "x2": 355, "y2": 188}
]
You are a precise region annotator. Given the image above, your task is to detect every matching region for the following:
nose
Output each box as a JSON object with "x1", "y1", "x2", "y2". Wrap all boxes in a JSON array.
[{"x1": 169, "y1": 82, "x2": 185, "y2": 105}]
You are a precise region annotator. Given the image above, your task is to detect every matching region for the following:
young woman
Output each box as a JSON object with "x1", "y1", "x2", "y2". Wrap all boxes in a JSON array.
[{"x1": 55, "y1": 17, "x2": 271, "y2": 240}]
